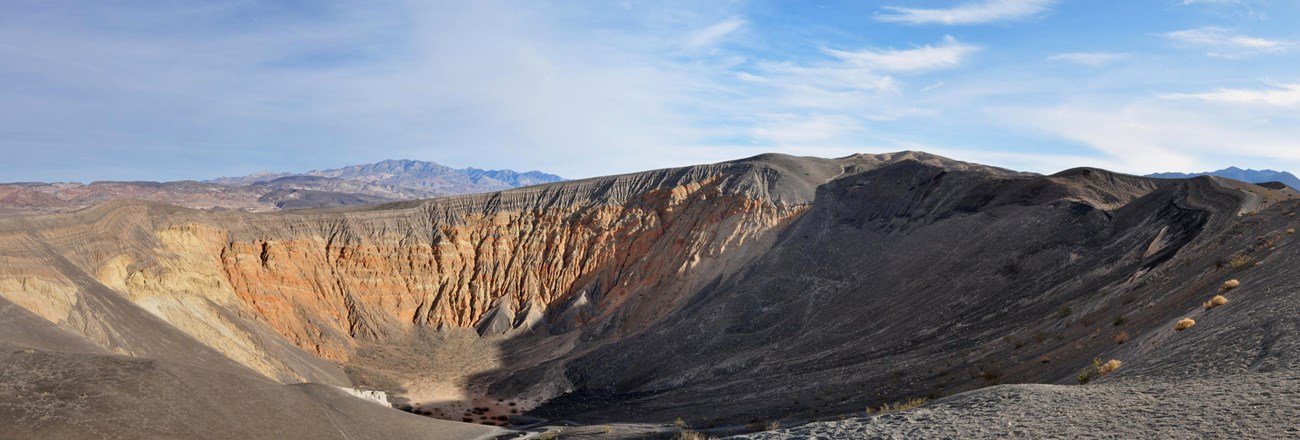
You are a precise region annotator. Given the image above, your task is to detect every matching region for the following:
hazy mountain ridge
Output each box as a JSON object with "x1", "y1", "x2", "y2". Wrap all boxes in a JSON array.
[
  {"x1": 1148, "y1": 167, "x2": 1300, "y2": 190},
  {"x1": 0, "y1": 159, "x2": 563, "y2": 214}
]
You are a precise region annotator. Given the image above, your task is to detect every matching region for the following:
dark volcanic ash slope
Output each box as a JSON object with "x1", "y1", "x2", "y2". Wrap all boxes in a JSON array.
[
  {"x1": 515, "y1": 161, "x2": 1300, "y2": 434},
  {"x1": 3, "y1": 151, "x2": 1300, "y2": 439},
  {"x1": 735, "y1": 177, "x2": 1300, "y2": 439}
]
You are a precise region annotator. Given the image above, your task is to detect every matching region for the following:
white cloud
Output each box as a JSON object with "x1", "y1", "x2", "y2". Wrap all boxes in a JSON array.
[
  {"x1": 1163, "y1": 27, "x2": 1292, "y2": 58},
  {"x1": 751, "y1": 114, "x2": 864, "y2": 145},
  {"x1": 744, "y1": 36, "x2": 976, "y2": 114},
  {"x1": 682, "y1": 17, "x2": 746, "y2": 50},
  {"x1": 824, "y1": 36, "x2": 979, "y2": 72},
  {"x1": 1047, "y1": 52, "x2": 1129, "y2": 66},
  {"x1": 1161, "y1": 83, "x2": 1300, "y2": 107},
  {"x1": 875, "y1": 0, "x2": 1055, "y2": 25},
  {"x1": 1018, "y1": 101, "x2": 1300, "y2": 175}
]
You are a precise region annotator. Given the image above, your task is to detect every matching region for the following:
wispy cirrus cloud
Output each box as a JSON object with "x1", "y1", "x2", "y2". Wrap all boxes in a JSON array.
[
  {"x1": 1047, "y1": 52, "x2": 1130, "y2": 66},
  {"x1": 825, "y1": 36, "x2": 979, "y2": 73},
  {"x1": 738, "y1": 36, "x2": 976, "y2": 145},
  {"x1": 875, "y1": 0, "x2": 1055, "y2": 25},
  {"x1": 1161, "y1": 83, "x2": 1300, "y2": 107},
  {"x1": 682, "y1": 17, "x2": 746, "y2": 51},
  {"x1": 1020, "y1": 100, "x2": 1300, "y2": 174},
  {"x1": 746, "y1": 36, "x2": 977, "y2": 108},
  {"x1": 1163, "y1": 27, "x2": 1292, "y2": 58}
]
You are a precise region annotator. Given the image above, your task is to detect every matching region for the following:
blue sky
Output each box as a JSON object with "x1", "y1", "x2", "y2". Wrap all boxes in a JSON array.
[{"x1": 3, "y1": 0, "x2": 1300, "y2": 182}]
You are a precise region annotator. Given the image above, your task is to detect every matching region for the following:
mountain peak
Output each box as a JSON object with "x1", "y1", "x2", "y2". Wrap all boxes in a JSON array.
[{"x1": 1147, "y1": 167, "x2": 1300, "y2": 191}]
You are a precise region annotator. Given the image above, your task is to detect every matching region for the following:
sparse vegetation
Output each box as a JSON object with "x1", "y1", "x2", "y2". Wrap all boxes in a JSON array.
[
  {"x1": 1229, "y1": 254, "x2": 1256, "y2": 269},
  {"x1": 1112, "y1": 315, "x2": 1126, "y2": 326},
  {"x1": 674, "y1": 430, "x2": 709, "y2": 440},
  {"x1": 1056, "y1": 306, "x2": 1073, "y2": 318},
  {"x1": 1288, "y1": 228, "x2": 1296, "y2": 235},
  {"x1": 1077, "y1": 368, "x2": 1096, "y2": 385},
  {"x1": 1203, "y1": 295, "x2": 1229, "y2": 310},
  {"x1": 674, "y1": 417, "x2": 687, "y2": 428},
  {"x1": 981, "y1": 367, "x2": 1003, "y2": 383},
  {"x1": 1098, "y1": 359, "x2": 1122, "y2": 375},
  {"x1": 1221, "y1": 279, "x2": 1241, "y2": 291},
  {"x1": 764, "y1": 421, "x2": 781, "y2": 431},
  {"x1": 1114, "y1": 331, "x2": 1130, "y2": 345},
  {"x1": 538, "y1": 432, "x2": 558, "y2": 440},
  {"x1": 1175, "y1": 318, "x2": 1196, "y2": 331},
  {"x1": 1078, "y1": 357, "x2": 1112, "y2": 384},
  {"x1": 868, "y1": 397, "x2": 928, "y2": 414}
]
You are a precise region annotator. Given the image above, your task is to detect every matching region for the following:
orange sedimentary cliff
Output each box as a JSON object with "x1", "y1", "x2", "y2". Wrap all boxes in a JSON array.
[{"x1": 215, "y1": 174, "x2": 805, "y2": 362}]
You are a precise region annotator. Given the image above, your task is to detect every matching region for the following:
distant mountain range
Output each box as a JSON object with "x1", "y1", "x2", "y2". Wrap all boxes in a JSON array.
[
  {"x1": 1147, "y1": 167, "x2": 1300, "y2": 191},
  {"x1": 0, "y1": 160, "x2": 563, "y2": 215}
]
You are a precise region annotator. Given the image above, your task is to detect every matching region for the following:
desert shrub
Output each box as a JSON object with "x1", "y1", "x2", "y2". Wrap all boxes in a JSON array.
[
  {"x1": 1004, "y1": 335, "x2": 1023, "y2": 349},
  {"x1": 1114, "y1": 331, "x2": 1130, "y2": 345},
  {"x1": 538, "y1": 432, "x2": 558, "y2": 440},
  {"x1": 1113, "y1": 315, "x2": 1126, "y2": 326},
  {"x1": 674, "y1": 418, "x2": 687, "y2": 428},
  {"x1": 675, "y1": 430, "x2": 710, "y2": 440},
  {"x1": 1098, "y1": 359, "x2": 1122, "y2": 375},
  {"x1": 1175, "y1": 318, "x2": 1196, "y2": 331},
  {"x1": 1056, "y1": 306, "x2": 1073, "y2": 318},
  {"x1": 981, "y1": 367, "x2": 1003, "y2": 383},
  {"x1": 1221, "y1": 279, "x2": 1241, "y2": 291},
  {"x1": 1033, "y1": 331, "x2": 1048, "y2": 343},
  {"x1": 869, "y1": 398, "x2": 928, "y2": 414},
  {"x1": 1229, "y1": 255, "x2": 1255, "y2": 269},
  {"x1": 1288, "y1": 228, "x2": 1296, "y2": 235},
  {"x1": 1203, "y1": 295, "x2": 1229, "y2": 310},
  {"x1": 1077, "y1": 368, "x2": 1096, "y2": 384}
]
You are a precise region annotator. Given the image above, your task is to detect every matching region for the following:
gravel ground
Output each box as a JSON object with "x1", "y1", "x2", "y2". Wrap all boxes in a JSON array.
[{"x1": 731, "y1": 372, "x2": 1300, "y2": 439}]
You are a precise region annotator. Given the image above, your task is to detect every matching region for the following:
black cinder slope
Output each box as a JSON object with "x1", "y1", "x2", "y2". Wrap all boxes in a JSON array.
[{"x1": 526, "y1": 159, "x2": 1299, "y2": 432}]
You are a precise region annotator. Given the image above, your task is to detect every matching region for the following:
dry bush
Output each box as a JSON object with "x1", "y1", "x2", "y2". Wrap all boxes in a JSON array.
[
  {"x1": 674, "y1": 418, "x2": 687, "y2": 428},
  {"x1": 1203, "y1": 295, "x2": 1229, "y2": 310},
  {"x1": 1114, "y1": 331, "x2": 1130, "y2": 345},
  {"x1": 675, "y1": 430, "x2": 710, "y2": 440},
  {"x1": 764, "y1": 421, "x2": 781, "y2": 431},
  {"x1": 1077, "y1": 368, "x2": 1096, "y2": 385},
  {"x1": 869, "y1": 398, "x2": 928, "y2": 415},
  {"x1": 1098, "y1": 359, "x2": 1122, "y2": 375},
  {"x1": 1288, "y1": 228, "x2": 1296, "y2": 235},
  {"x1": 1175, "y1": 318, "x2": 1196, "y2": 331},
  {"x1": 1229, "y1": 255, "x2": 1255, "y2": 269},
  {"x1": 1221, "y1": 279, "x2": 1241, "y2": 291}
]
